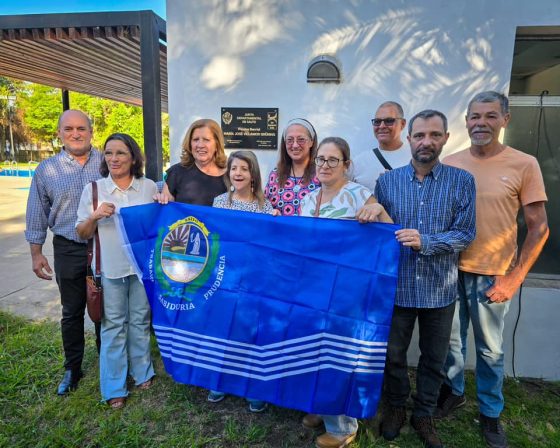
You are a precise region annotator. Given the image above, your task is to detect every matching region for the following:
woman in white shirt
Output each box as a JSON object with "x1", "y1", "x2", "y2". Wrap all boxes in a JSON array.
[{"x1": 76, "y1": 133, "x2": 157, "y2": 409}]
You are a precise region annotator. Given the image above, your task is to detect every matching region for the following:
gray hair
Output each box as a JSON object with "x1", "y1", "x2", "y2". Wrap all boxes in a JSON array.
[
  {"x1": 408, "y1": 109, "x2": 448, "y2": 135},
  {"x1": 377, "y1": 101, "x2": 404, "y2": 118},
  {"x1": 467, "y1": 91, "x2": 509, "y2": 116}
]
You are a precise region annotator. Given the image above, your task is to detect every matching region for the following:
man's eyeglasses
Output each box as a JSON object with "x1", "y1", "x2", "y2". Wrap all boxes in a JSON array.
[
  {"x1": 314, "y1": 156, "x2": 343, "y2": 168},
  {"x1": 285, "y1": 137, "x2": 310, "y2": 146},
  {"x1": 371, "y1": 117, "x2": 402, "y2": 127}
]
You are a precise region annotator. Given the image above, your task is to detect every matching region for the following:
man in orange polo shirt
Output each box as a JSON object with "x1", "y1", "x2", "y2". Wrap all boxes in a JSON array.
[{"x1": 438, "y1": 91, "x2": 549, "y2": 448}]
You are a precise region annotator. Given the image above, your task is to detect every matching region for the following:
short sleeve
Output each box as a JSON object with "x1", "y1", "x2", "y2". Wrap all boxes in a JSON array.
[
  {"x1": 299, "y1": 191, "x2": 317, "y2": 217},
  {"x1": 165, "y1": 164, "x2": 179, "y2": 197},
  {"x1": 264, "y1": 168, "x2": 278, "y2": 201},
  {"x1": 213, "y1": 193, "x2": 227, "y2": 209},
  {"x1": 357, "y1": 184, "x2": 372, "y2": 207},
  {"x1": 76, "y1": 182, "x2": 93, "y2": 226},
  {"x1": 520, "y1": 157, "x2": 547, "y2": 206}
]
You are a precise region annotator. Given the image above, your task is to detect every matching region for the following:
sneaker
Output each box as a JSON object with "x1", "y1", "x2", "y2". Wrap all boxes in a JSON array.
[
  {"x1": 479, "y1": 414, "x2": 508, "y2": 448},
  {"x1": 302, "y1": 413, "x2": 324, "y2": 429},
  {"x1": 315, "y1": 431, "x2": 357, "y2": 448},
  {"x1": 207, "y1": 390, "x2": 226, "y2": 403},
  {"x1": 410, "y1": 415, "x2": 443, "y2": 448},
  {"x1": 381, "y1": 405, "x2": 407, "y2": 441},
  {"x1": 435, "y1": 383, "x2": 466, "y2": 419},
  {"x1": 248, "y1": 400, "x2": 267, "y2": 413}
]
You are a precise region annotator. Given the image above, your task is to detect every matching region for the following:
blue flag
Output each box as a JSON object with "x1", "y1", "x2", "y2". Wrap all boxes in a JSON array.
[{"x1": 118, "y1": 202, "x2": 399, "y2": 418}]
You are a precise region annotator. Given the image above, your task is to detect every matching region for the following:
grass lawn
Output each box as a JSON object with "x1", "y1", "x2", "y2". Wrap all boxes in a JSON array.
[{"x1": 1, "y1": 311, "x2": 558, "y2": 447}]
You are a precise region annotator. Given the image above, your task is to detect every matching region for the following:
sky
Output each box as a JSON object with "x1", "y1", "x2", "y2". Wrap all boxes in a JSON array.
[{"x1": 0, "y1": 0, "x2": 166, "y2": 19}]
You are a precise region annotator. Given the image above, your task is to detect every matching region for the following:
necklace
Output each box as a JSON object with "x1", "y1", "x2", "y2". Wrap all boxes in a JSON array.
[{"x1": 291, "y1": 166, "x2": 303, "y2": 193}]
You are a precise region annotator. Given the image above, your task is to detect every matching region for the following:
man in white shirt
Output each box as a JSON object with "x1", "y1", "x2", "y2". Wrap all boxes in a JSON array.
[{"x1": 352, "y1": 101, "x2": 410, "y2": 193}]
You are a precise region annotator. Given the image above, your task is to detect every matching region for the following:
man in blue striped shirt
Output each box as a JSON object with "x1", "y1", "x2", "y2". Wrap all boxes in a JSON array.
[
  {"x1": 375, "y1": 110, "x2": 476, "y2": 448},
  {"x1": 25, "y1": 110, "x2": 102, "y2": 395}
]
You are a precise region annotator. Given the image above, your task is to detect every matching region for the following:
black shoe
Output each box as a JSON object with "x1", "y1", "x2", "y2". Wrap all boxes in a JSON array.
[
  {"x1": 410, "y1": 415, "x2": 443, "y2": 448},
  {"x1": 435, "y1": 383, "x2": 466, "y2": 419},
  {"x1": 436, "y1": 383, "x2": 452, "y2": 407},
  {"x1": 381, "y1": 405, "x2": 407, "y2": 441},
  {"x1": 479, "y1": 414, "x2": 508, "y2": 448},
  {"x1": 57, "y1": 369, "x2": 83, "y2": 395}
]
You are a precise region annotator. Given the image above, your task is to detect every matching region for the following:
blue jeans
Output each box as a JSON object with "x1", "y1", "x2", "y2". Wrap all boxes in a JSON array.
[
  {"x1": 443, "y1": 272, "x2": 510, "y2": 418},
  {"x1": 100, "y1": 275, "x2": 154, "y2": 401},
  {"x1": 321, "y1": 415, "x2": 358, "y2": 436},
  {"x1": 385, "y1": 303, "x2": 456, "y2": 416}
]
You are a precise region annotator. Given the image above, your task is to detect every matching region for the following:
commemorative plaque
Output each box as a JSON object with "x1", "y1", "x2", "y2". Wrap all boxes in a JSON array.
[{"x1": 221, "y1": 107, "x2": 278, "y2": 150}]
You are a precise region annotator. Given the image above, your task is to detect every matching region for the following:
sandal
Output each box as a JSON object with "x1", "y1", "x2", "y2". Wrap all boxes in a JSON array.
[
  {"x1": 108, "y1": 397, "x2": 126, "y2": 409},
  {"x1": 137, "y1": 378, "x2": 153, "y2": 390}
]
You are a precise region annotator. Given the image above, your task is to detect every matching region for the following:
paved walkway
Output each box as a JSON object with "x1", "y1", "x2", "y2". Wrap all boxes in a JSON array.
[{"x1": 0, "y1": 176, "x2": 94, "y2": 328}]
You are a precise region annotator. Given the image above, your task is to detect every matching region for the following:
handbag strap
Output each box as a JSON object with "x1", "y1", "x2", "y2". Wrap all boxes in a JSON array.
[
  {"x1": 92, "y1": 181, "x2": 101, "y2": 277},
  {"x1": 313, "y1": 189, "x2": 323, "y2": 217},
  {"x1": 86, "y1": 181, "x2": 102, "y2": 276},
  {"x1": 372, "y1": 147, "x2": 392, "y2": 170}
]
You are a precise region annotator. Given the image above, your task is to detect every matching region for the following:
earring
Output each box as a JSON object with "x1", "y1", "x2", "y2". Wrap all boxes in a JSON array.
[
  {"x1": 230, "y1": 185, "x2": 235, "y2": 192},
  {"x1": 251, "y1": 179, "x2": 254, "y2": 193}
]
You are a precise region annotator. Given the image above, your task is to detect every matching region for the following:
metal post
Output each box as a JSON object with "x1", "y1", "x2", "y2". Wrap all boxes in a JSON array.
[
  {"x1": 7, "y1": 89, "x2": 16, "y2": 161},
  {"x1": 139, "y1": 11, "x2": 163, "y2": 181},
  {"x1": 8, "y1": 115, "x2": 14, "y2": 161},
  {"x1": 62, "y1": 89, "x2": 70, "y2": 111}
]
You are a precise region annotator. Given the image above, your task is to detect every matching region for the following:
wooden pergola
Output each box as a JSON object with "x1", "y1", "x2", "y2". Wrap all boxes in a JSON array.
[{"x1": 0, "y1": 10, "x2": 167, "y2": 180}]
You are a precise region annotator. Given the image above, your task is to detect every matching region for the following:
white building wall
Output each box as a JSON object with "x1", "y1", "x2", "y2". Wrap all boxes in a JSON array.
[
  {"x1": 167, "y1": 0, "x2": 560, "y2": 172},
  {"x1": 166, "y1": 0, "x2": 560, "y2": 380}
]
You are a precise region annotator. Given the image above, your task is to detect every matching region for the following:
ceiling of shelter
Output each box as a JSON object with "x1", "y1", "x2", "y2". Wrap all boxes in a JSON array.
[
  {"x1": 0, "y1": 13, "x2": 168, "y2": 112},
  {"x1": 512, "y1": 26, "x2": 560, "y2": 80}
]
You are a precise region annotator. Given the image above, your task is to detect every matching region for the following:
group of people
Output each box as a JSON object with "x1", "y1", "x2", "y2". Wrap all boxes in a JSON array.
[{"x1": 25, "y1": 90, "x2": 548, "y2": 448}]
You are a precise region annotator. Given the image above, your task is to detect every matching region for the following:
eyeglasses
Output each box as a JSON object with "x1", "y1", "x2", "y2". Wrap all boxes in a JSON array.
[
  {"x1": 371, "y1": 117, "x2": 402, "y2": 127},
  {"x1": 285, "y1": 137, "x2": 310, "y2": 146},
  {"x1": 314, "y1": 156, "x2": 343, "y2": 168}
]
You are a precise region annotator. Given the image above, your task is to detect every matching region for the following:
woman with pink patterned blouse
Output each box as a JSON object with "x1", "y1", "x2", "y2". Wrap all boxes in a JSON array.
[{"x1": 264, "y1": 118, "x2": 320, "y2": 216}]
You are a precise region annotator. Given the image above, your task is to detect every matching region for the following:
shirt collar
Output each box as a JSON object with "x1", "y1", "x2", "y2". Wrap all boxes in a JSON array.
[
  {"x1": 405, "y1": 160, "x2": 442, "y2": 181},
  {"x1": 61, "y1": 146, "x2": 93, "y2": 162},
  {"x1": 107, "y1": 175, "x2": 139, "y2": 193}
]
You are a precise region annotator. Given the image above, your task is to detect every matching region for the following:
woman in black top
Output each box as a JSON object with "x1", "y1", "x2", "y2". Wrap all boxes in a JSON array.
[{"x1": 157, "y1": 119, "x2": 227, "y2": 205}]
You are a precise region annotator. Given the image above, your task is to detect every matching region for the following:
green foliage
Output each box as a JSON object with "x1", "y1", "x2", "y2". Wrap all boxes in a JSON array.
[
  {"x1": 69, "y1": 91, "x2": 170, "y2": 162},
  {"x1": 0, "y1": 76, "x2": 170, "y2": 164},
  {"x1": 19, "y1": 84, "x2": 62, "y2": 142}
]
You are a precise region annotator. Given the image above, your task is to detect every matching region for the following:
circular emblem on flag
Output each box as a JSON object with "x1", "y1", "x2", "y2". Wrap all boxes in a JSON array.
[{"x1": 161, "y1": 220, "x2": 209, "y2": 283}]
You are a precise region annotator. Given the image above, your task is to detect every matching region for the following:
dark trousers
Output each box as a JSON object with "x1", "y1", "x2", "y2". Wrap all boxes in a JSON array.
[
  {"x1": 53, "y1": 235, "x2": 101, "y2": 370},
  {"x1": 384, "y1": 302, "x2": 455, "y2": 416}
]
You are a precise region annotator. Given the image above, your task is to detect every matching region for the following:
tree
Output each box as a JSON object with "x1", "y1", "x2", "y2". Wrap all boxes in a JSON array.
[
  {"x1": 2, "y1": 79, "x2": 169, "y2": 164},
  {"x1": 19, "y1": 84, "x2": 61, "y2": 143}
]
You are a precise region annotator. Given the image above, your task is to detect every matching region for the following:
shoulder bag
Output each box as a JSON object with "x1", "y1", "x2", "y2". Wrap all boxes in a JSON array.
[
  {"x1": 86, "y1": 181, "x2": 103, "y2": 323},
  {"x1": 372, "y1": 147, "x2": 393, "y2": 170}
]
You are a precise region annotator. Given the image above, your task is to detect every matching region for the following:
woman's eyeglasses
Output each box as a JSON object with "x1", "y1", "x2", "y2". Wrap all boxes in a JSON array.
[
  {"x1": 314, "y1": 156, "x2": 343, "y2": 168},
  {"x1": 285, "y1": 137, "x2": 310, "y2": 146}
]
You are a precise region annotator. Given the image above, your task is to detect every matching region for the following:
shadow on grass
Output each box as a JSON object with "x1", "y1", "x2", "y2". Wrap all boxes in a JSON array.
[{"x1": 1, "y1": 311, "x2": 559, "y2": 447}]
